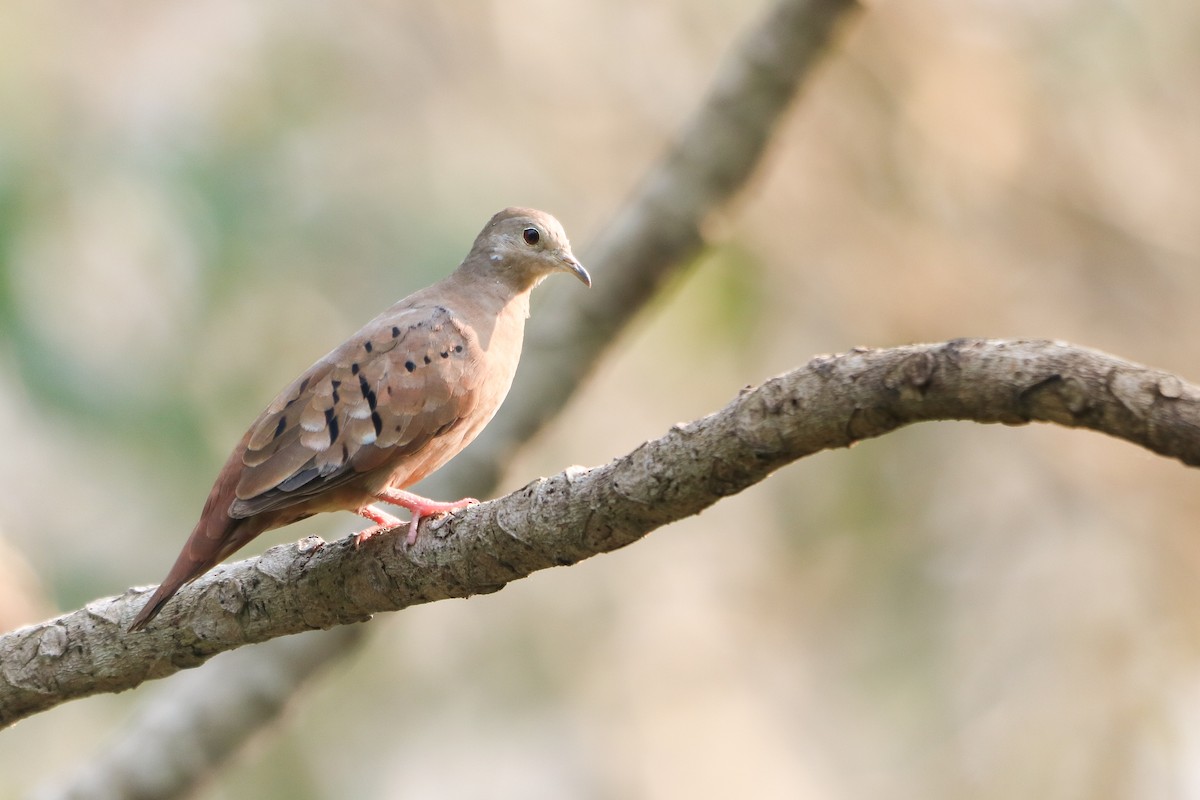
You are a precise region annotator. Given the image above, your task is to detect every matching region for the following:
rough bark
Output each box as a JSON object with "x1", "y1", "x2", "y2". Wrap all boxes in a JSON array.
[{"x1": 7, "y1": 338, "x2": 1200, "y2": 731}]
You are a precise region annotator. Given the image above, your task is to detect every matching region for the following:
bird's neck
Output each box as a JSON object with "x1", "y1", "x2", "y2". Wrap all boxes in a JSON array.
[
  {"x1": 411, "y1": 270, "x2": 531, "y2": 355},
  {"x1": 450, "y1": 257, "x2": 536, "y2": 314},
  {"x1": 475, "y1": 284, "x2": 530, "y2": 359}
]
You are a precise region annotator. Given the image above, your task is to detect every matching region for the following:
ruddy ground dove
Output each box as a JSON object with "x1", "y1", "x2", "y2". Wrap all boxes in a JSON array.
[{"x1": 129, "y1": 208, "x2": 590, "y2": 631}]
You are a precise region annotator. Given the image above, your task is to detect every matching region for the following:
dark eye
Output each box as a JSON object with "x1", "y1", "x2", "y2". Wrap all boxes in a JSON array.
[{"x1": 523, "y1": 227, "x2": 540, "y2": 246}]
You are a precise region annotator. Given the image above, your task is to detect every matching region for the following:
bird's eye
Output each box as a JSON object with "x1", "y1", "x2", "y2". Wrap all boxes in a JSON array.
[{"x1": 523, "y1": 227, "x2": 540, "y2": 246}]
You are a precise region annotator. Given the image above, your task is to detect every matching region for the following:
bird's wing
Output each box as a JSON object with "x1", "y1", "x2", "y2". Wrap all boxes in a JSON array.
[{"x1": 229, "y1": 304, "x2": 481, "y2": 518}]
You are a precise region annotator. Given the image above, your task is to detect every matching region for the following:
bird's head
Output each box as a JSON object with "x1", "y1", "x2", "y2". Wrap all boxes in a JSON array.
[{"x1": 468, "y1": 207, "x2": 591, "y2": 292}]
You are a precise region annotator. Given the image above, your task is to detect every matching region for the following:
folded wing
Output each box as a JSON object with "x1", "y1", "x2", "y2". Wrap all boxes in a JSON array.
[{"x1": 230, "y1": 304, "x2": 481, "y2": 517}]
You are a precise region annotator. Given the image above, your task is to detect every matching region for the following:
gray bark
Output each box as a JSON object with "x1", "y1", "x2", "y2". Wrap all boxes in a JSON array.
[{"x1": 8, "y1": 337, "x2": 1200, "y2": 732}]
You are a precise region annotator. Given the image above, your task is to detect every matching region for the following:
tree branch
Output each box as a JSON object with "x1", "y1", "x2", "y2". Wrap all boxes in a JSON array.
[{"x1": 6, "y1": 338, "x2": 1200, "y2": 729}]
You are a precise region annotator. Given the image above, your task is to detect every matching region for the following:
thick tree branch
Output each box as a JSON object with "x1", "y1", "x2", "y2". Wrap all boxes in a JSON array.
[{"x1": 6, "y1": 338, "x2": 1200, "y2": 729}]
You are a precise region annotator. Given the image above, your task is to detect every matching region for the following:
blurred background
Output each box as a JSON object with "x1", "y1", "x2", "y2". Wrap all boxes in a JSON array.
[{"x1": 3, "y1": 0, "x2": 1200, "y2": 798}]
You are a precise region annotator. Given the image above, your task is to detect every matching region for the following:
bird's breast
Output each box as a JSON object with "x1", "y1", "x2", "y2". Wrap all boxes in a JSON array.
[{"x1": 374, "y1": 298, "x2": 529, "y2": 490}]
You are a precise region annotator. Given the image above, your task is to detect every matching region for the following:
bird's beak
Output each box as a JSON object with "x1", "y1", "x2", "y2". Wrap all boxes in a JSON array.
[{"x1": 560, "y1": 254, "x2": 592, "y2": 287}]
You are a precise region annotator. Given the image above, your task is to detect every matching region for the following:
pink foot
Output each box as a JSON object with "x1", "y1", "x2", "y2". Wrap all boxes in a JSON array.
[
  {"x1": 375, "y1": 488, "x2": 479, "y2": 545},
  {"x1": 353, "y1": 505, "x2": 404, "y2": 548}
]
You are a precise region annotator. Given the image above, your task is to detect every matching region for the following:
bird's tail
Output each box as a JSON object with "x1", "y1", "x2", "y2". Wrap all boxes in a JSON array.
[{"x1": 127, "y1": 512, "x2": 250, "y2": 632}]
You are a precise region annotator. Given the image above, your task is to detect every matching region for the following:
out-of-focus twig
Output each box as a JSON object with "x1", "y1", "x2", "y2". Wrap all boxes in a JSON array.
[
  {"x1": 26, "y1": 628, "x2": 360, "y2": 800},
  {"x1": 460, "y1": 0, "x2": 863, "y2": 493},
  {"x1": 23, "y1": 0, "x2": 861, "y2": 796}
]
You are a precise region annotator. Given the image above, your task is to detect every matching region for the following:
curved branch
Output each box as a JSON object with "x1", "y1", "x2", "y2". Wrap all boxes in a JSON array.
[{"x1": 6, "y1": 338, "x2": 1200, "y2": 728}]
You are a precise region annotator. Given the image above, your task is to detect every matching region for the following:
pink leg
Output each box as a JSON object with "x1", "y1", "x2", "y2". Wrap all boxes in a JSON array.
[
  {"x1": 354, "y1": 504, "x2": 405, "y2": 548},
  {"x1": 375, "y1": 487, "x2": 479, "y2": 545}
]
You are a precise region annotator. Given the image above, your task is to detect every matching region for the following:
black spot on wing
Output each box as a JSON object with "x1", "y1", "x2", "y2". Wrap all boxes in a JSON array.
[
  {"x1": 325, "y1": 407, "x2": 339, "y2": 444},
  {"x1": 358, "y1": 374, "x2": 377, "y2": 410}
]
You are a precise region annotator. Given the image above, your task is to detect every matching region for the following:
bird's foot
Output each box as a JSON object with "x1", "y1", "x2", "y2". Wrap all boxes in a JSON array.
[
  {"x1": 374, "y1": 488, "x2": 480, "y2": 545},
  {"x1": 353, "y1": 505, "x2": 405, "y2": 548}
]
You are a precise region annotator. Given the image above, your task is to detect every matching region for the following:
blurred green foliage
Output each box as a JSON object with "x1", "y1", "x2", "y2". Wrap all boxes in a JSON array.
[{"x1": 2, "y1": 1, "x2": 1200, "y2": 799}]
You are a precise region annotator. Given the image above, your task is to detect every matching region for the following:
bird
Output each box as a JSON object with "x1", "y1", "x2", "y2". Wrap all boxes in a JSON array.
[{"x1": 129, "y1": 207, "x2": 590, "y2": 631}]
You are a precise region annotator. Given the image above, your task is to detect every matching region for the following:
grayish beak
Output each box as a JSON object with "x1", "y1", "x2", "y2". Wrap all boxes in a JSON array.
[{"x1": 561, "y1": 254, "x2": 592, "y2": 288}]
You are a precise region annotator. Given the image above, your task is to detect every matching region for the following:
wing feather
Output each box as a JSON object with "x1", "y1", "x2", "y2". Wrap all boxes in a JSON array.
[{"x1": 229, "y1": 305, "x2": 481, "y2": 519}]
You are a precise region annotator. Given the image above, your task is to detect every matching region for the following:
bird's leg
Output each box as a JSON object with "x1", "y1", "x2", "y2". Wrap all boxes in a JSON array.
[
  {"x1": 353, "y1": 504, "x2": 405, "y2": 548},
  {"x1": 374, "y1": 487, "x2": 480, "y2": 545}
]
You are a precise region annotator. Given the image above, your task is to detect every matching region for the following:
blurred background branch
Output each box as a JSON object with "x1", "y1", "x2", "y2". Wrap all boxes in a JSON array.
[{"x1": 20, "y1": 0, "x2": 861, "y2": 797}]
